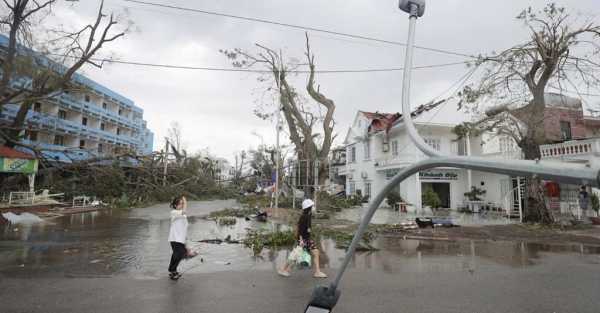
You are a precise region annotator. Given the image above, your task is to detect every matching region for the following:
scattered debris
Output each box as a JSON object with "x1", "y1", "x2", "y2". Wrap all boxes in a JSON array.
[
  {"x1": 315, "y1": 227, "x2": 378, "y2": 251},
  {"x1": 208, "y1": 207, "x2": 258, "y2": 219},
  {"x1": 2, "y1": 212, "x2": 44, "y2": 224},
  {"x1": 218, "y1": 217, "x2": 237, "y2": 226},
  {"x1": 415, "y1": 218, "x2": 434, "y2": 228},
  {"x1": 198, "y1": 235, "x2": 241, "y2": 244},
  {"x1": 214, "y1": 261, "x2": 231, "y2": 265},
  {"x1": 243, "y1": 229, "x2": 296, "y2": 255},
  {"x1": 89, "y1": 259, "x2": 102, "y2": 264}
]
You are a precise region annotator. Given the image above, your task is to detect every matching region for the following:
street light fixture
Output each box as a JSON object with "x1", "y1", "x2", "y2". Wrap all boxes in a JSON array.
[{"x1": 304, "y1": 0, "x2": 600, "y2": 312}]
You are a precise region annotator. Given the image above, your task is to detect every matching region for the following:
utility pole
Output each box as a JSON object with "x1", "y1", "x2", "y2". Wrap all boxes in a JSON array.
[
  {"x1": 163, "y1": 137, "x2": 169, "y2": 187},
  {"x1": 313, "y1": 159, "x2": 319, "y2": 211},
  {"x1": 274, "y1": 52, "x2": 283, "y2": 209}
]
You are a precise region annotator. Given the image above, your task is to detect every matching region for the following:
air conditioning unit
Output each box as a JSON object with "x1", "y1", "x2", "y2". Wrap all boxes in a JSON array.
[
  {"x1": 382, "y1": 142, "x2": 390, "y2": 152},
  {"x1": 361, "y1": 172, "x2": 368, "y2": 179}
]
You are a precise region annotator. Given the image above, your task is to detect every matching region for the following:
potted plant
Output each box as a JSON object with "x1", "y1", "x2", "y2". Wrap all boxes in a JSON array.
[
  {"x1": 464, "y1": 186, "x2": 486, "y2": 201},
  {"x1": 590, "y1": 193, "x2": 600, "y2": 225},
  {"x1": 422, "y1": 186, "x2": 441, "y2": 210},
  {"x1": 386, "y1": 190, "x2": 404, "y2": 210}
]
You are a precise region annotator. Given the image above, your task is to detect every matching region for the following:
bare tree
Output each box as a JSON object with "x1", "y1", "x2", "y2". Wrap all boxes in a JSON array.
[
  {"x1": 459, "y1": 3, "x2": 600, "y2": 223},
  {"x1": 221, "y1": 33, "x2": 336, "y2": 196},
  {"x1": 167, "y1": 121, "x2": 183, "y2": 152},
  {"x1": 0, "y1": 0, "x2": 126, "y2": 145}
]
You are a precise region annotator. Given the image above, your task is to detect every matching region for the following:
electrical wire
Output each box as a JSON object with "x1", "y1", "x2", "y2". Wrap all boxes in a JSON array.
[
  {"x1": 368, "y1": 65, "x2": 480, "y2": 159},
  {"x1": 121, "y1": 0, "x2": 477, "y2": 59},
  {"x1": 51, "y1": 52, "x2": 469, "y2": 74}
]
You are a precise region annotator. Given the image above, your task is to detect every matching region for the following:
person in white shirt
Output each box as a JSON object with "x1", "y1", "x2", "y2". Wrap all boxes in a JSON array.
[{"x1": 168, "y1": 195, "x2": 188, "y2": 280}]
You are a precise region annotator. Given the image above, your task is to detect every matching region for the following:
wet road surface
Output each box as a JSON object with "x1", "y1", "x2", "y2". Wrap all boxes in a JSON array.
[{"x1": 1, "y1": 200, "x2": 600, "y2": 312}]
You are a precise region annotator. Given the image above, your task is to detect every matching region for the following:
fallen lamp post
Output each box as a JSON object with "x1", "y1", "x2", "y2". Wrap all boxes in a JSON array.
[{"x1": 304, "y1": 0, "x2": 600, "y2": 312}]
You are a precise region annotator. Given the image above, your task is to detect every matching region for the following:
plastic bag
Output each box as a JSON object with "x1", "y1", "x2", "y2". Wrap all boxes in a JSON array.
[
  {"x1": 300, "y1": 249, "x2": 312, "y2": 267},
  {"x1": 287, "y1": 245, "x2": 304, "y2": 264}
]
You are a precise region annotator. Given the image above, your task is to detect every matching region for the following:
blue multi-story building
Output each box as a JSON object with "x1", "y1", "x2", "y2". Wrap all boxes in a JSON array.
[{"x1": 0, "y1": 36, "x2": 154, "y2": 161}]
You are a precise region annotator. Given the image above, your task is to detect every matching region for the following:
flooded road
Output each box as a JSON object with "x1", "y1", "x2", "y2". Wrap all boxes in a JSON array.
[
  {"x1": 1, "y1": 200, "x2": 599, "y2": 277},
  {"x1": 1, "y1": 200, "x2": 600, "y2": 312},
  {"x1": 336, "y1": 205, "x2": 517, "y2": 226}
]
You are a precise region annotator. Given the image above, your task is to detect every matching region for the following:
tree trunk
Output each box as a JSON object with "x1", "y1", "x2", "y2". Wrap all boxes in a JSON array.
[
  {"x1": 520, "y1": 138, "x2": 554, "y2": 224},
  {"x1": 5, "y1": 99, "x2": 33, "y2": 147}
]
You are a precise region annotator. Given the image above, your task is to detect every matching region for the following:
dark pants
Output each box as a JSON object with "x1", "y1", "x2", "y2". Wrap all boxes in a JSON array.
[{"x1": 168, "y1": 241, "x2": 186, "y2": 273}]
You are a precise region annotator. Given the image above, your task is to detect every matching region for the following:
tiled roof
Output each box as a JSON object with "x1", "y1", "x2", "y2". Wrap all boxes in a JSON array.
[
  {"x1": 360, "y1": 99, "x2": 447, "y2": 134},
  {"x1": 0, "y1": 146, "x2": 36, "y2": 159}
]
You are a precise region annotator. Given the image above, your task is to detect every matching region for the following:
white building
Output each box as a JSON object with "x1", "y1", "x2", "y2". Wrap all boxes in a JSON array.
[
  {"x1": 341, "y1": 94, "x2": 600, "y2": 219},
  {"x1": 341, "y1": 99, "x2": 515, "y2": 212}
]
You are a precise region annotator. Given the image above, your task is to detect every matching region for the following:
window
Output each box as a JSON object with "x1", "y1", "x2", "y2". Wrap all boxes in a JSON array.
[
  {"x1": 424, "y1": 138, "x2": 441, "y2": 151},
  {"x1": 58, "y1": 110, "x2": 67, "y2": 120},
  {"x1": 349, "y1": 146, "x2": 356, "y2": 163},
  {"x1": 118, "y1": 109, "x2": 123, "y2": 116},
  {"x1": 560, "y1": 121, "x2": 572, "y2": 141},
  {"x1": 100, "y1": 123, "x2": 105, "y2": 131},
  {"x1": 349, "y1": 182, "x2": 356, "y2": 195},
  {"x1": 84, "y1": 95, "x2": 90, "y2": 102},
  {"x1": 82, "y1": 117, "x2": 88, "y2": 126},
  {"x1": 27, "y1": 130, "x2": 38, "y2": 142},
  {"x1": 54, "y1": 135, "x2": 64, "y2": 146},
  {"x1": 363, "y1": 140, "x2": 371, "y2": 160},
  {"x1": 33, "y1": 102, "x2": 42, "y2": 113},
  {"x1": 98, "y1": 144, "x2": 103, "y2": 153},
  {"x1": 116, "y1": 128, "x2": 121, "y2": 135},
  {"x1": 79, "y1": 140, "x2": 85, "y2": 149},
  {"x1": 457, "y1": 138, "x2": 468, "y2": 156},
  {"x1": 102, "y1": 102, "x2": 108, "y2": 110},
  {"x1": 499, "y1": 137, "x2": 515, "y2": 153},
  {"x1": 364, "y1": 182, "x2": 371, "y2": 197},
  {"x1": 391, "y1": 140, "x2": 399, "y2": 156}
]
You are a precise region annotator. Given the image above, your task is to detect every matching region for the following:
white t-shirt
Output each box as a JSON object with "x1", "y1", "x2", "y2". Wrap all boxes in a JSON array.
[{"x1": 168, "y1": 209, "x2": 188, "y2": 243}]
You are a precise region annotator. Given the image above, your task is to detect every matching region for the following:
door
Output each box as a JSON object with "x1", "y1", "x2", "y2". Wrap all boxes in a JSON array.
[{"x1": 422, "y1": 182, "x2": 451, "y2": 208}]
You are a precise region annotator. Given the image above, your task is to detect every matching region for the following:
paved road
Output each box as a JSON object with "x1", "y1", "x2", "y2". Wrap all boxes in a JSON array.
[{"x1": 2, "y1": 254, "x2": 599, "y2": 313}]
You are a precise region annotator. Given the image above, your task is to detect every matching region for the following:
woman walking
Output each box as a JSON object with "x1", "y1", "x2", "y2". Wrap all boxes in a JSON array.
[
  {"x1": 278, "y1": 199, "x2": 327, "y2": 278},
  {"x1": 168, "y1": 195, "x2": 188, "y2": 280}
]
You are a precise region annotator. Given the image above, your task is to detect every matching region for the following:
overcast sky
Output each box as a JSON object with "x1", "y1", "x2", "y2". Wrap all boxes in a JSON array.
[{"x1": 50, "y1": 0, "x2": 600, "y2": 162}]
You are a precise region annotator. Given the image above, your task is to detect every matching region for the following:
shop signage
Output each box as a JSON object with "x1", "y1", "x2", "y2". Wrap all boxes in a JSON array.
[
  {"x1": 0, "y1": 157, "x2": 38, "y2": 174},
  {"x1": 419, "y1": 170, "x2": 458, "y2": 180}
]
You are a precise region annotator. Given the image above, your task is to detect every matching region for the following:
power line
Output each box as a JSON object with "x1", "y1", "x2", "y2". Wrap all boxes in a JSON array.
[
  {"x1": 51, "y1": 53, "x2": 468, "y2": 73},
  {"x1": 121, "y1": 0, "x2": 477, "y2": 59}
]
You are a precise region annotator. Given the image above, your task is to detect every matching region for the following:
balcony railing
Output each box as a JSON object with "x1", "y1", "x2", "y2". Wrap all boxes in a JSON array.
[
  {"x1": 540, "y1": 138, "x2": 600, "y2": 159},
  {"x1": 57, "y1": 94, "x2": 137, "y2": 129},
  {"x1": 479, "y1": 151, "x2": 523, "y2": 160}
]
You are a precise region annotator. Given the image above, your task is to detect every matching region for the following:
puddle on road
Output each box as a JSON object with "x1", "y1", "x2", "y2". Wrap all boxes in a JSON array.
[
  {"x1": 1, "y1": 200, "x2": 599, "y2": 279},
  {"x1": 336, "y1": 206, "x2": 517, "y2": 226}
]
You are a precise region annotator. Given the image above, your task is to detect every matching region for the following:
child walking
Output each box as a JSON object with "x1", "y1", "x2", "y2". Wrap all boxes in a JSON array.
[{"x1": 168, "y1": 195, "x2": 188, "y2": 280}]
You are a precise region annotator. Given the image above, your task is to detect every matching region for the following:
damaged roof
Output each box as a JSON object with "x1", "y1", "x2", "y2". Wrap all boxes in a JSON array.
[
  {"x1": 360, "y1": 99, "x2": 447, "y2": 134},
  {"x1": 0, "y1": 146, "x2": 36, "y2": 160}
]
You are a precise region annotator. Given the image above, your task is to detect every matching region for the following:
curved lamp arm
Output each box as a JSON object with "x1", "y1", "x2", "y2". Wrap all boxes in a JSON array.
[{"x1": 305, "y1": 1, "x2": 600, "y2": 312}]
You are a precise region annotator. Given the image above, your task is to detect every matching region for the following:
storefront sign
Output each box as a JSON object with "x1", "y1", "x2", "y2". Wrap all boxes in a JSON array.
[
  {"x1": 0, "y1": 157, "x2": 38, "y2": 174},
  {"x1": 419, "y1": 170, "x2": 458, "y2": 181}
]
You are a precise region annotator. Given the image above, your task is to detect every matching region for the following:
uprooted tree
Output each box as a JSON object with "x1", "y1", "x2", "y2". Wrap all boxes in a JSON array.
[
  {"x1": 0, "y1": 0, "x2": 126, "y2": 148},
  {"x1": 221, "y1": 33, "x2": 336, "y2": 196},
  {"x1": 0, "y1": 151, "x2": 235, "y2": 206},
  {"x1": 458, "y1": 3, "x2": 600, "y2": 223}
]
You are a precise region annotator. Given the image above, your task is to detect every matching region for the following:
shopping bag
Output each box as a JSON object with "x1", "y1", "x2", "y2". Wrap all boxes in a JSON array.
[
  {"x1": 287, "y1": 245, "x2": 304, "y2": 264},
  {"x1": 300, "y1": 249, "x2": 312, "y2": 267}
]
